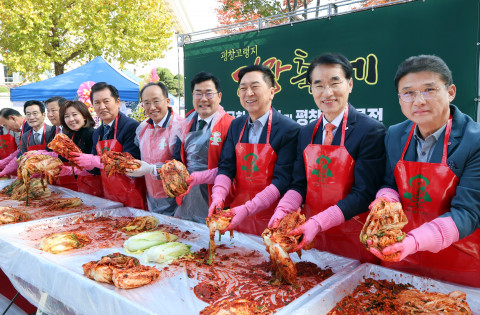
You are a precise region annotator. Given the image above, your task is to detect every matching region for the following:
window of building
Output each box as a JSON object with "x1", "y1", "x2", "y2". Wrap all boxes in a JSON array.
[{"x1": 4, "y1": 66, "x2": 13, "y2": 83}]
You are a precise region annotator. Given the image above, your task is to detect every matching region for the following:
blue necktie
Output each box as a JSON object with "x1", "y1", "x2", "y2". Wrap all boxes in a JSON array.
[
  {"x1": 198, "y1": 120, "x2": 206, "y2": 131},
  {"x1": 103, "y1": 125, "x2": 110, "y2": 140}
]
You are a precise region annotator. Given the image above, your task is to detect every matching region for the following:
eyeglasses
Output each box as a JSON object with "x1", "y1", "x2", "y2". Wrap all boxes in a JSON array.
[
  {"x1": 142, "y1": 99, "x2": 165, "y2": 107},
  {"x1": 311, "y1": 81, "x2": 345, "y2": 93},
  {"x1": 398, "y1": 87, "x2": 442, "y2": 103},
  {"x1": 193, "y1": 92, "x2": 218, "y2": 100},
  {"x1": 26, "y1": 111, "x2": 42, "y2": 117}
]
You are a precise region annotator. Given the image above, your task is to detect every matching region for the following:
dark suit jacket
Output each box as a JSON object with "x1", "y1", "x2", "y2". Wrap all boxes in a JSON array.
[
  {"x1": 289, "y1": 104, "x2": 386, "y2": 220},
  {"x1": 19, "y1": 124, "x2": 55, "y2": 155},
  {"x1": 383, "y1": 105, "x2": 480, "y2": 239},
  {"x1": 217, "y1": 107, "x2": 300, "y2": 194},
  {"x1": 56, "y1": 127, "x2": 95, "y2": 162},
  {"x1": 90, "y1": 112, "x2": 140, "y2": 175},
  {"x1": 91, "y1": 112, "x2": 140, "y2": 158}
]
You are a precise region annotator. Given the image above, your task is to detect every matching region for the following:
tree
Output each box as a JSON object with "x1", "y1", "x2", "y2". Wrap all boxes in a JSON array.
[
  {"x1": 216, "y1": 0, "x2": 313, "y2": 32},
  {"x1": 360, "y1": 0, "x2": 396, "y2": 7},
  {"x1": 139, "y1": 67, "x2": 184, "y2": 97},
  {"x1": 0, "y1": 0, "x2": 173, "y2": 81}
]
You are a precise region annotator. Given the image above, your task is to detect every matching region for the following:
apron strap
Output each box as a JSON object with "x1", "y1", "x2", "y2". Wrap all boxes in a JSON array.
[
  {"x1": 238, "y1": 107, "x2": 273, "y2": 144},
  {"x1": 42, "y1": 124, "x2": 47, "y2": 144},
  {"x1": 311, "y1": 106, "x2": 349, "y2": 146},
  {"x1": 400, "y1": 116, "x2": 453, "y2": 165},
  {"x1": 21, "y1": 120, "x2": 26, "y2": 138},
  {"x1": 113, "y1": 116, "x2": 119, "y2": 140}
]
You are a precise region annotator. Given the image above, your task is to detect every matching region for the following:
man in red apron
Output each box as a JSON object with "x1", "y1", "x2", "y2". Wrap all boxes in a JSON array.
[
  {"x1": 126, "y1": 81, "x2": 183, "y2": 214},
  {"x1": 208, "y1": 65, "x2": 300, "y2": 236},
  {"x1": 172, "y1": 72, "x2": 234, "y2": 222},
  {"x1": 0, "y1": 108, "x2": 31, "y2": 176},
  {"x1": 71, "y1": 82, "x2": 146, "y2": 209},
  {"x1": 369, "y1": 55, "x2": 480, "y2": 287},
  {"x1": 19, "y1": 100, "x2": 55, "y2": 154},
  {"x1": 267, "y1": 54, "x2": 386, "y2": 263}
]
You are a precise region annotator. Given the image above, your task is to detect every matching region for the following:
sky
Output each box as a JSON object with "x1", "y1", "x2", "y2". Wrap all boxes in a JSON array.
[{"x1": 182, "y1": 0, "x2": 220, "y2": 32}]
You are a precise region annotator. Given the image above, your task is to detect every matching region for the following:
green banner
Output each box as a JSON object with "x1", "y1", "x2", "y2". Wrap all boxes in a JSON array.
[{"x1": 184, "y1": 0, "x2": 479, "y2": 127}]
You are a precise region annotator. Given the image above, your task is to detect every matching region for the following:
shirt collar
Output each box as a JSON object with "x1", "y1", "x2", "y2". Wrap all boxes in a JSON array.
[
  {"x1": 322, "y1": 109, "x2": 345, "y2": 130},
  {"x1": 154, "y1": 114, "x2": 168, "y2": 128},
  {"x1": 103, "y1": 119, "x2": 115, "y2": 129},
  {"x1": 249, "y1": 110, "x2": 270, "y2": 127},
  {"x1": 35, "y1": 125, "x2": 45, "y2": 135},
  {"x1": 197, "y1": 112, "x2": 216, "y2": 126},
  {"x1": 414, "y1": 123, "x2": 447, "y2": 142}
]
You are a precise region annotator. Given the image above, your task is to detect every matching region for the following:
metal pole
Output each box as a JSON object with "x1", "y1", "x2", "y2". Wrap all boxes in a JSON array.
[{"x1": 2, "y1": 292, "x2": 19, "y2": 315}]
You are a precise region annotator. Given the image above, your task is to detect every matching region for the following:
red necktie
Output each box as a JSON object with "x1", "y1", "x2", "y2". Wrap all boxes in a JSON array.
[
  {"x1": 55, "y1": 127, "x2": 60, "y2": 135},
  {"x1": 324, "y1": 123, "x2": 335, "y2": 145}
]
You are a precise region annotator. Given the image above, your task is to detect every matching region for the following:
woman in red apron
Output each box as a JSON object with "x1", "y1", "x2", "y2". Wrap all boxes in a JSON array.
[
  {"x1": 56, "y1": 100, "x2": 98, "y2": 194},
  {"x1": 96, "y1": 117, "x2": 147, "y2": 209},
  {"x1": 372, "y1": 118, "x2": 480, "y2": 287}
]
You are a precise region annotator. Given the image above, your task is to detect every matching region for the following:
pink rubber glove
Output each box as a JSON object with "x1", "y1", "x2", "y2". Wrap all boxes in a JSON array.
[
  {"x1": 35, "y1": 150, "x2": 58, "y2": 158},
  {"x1": 369, "y1": 187, "x2": 401, "y2": 210},
  {"x1": 268, "y1": 189, "x2": 303, "y2": 228},
  {"x1": 69, "y1": 152, "x2": 103, "y2": 171},
  {"x1": 0, "y1": 157, "x2": 18, "y2": 177},
  {"x1": 369, "y1": 217, "x2": 459, "y2": 261},
  {"x1": 75, "y1": 169, "x2": 94, "y2": 176},
  {"x1": 223, "y1": 184, "x2": 280, "y2": 231},
  {"x1": 58, "y1": 165, "x2": 74, "y2": 177},
  {"x1": 208, "y1": 174, "x2": 232, "y2": 216},
  {"x1": 288, "y1": 205, "x2": 345, "y2": 252},
  {"x1": 179, "y1": 168, "x2": 218, "y2": 198},
  {"x1": 289, "y1": 217, "x2": 322, "y2": 252},
  {"x1": 0, "y1": 150, "x2": 18, "y2": 169}
]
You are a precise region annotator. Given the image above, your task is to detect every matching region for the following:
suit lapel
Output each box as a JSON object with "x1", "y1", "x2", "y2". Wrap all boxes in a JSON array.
[{"x1": 342, "y1": 104, "x2": 357, "y2": 143}]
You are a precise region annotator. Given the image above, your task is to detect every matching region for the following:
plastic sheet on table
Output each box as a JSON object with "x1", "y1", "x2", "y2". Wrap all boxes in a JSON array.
[
  {"x1": 0, "y1": 208, "x2": 359, "y2": 314},
  {"x1": 6, "y1": 272, "x2": 77, "y2": 315},
  {"x1": 0, "y1": 179, "x2": 123, "y2": 226},
  {"x1": 294, "y1": 263, "x2": 480, "y2": 315}
]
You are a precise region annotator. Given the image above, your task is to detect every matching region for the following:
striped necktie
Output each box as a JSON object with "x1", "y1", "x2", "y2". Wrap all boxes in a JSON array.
[{"x1": 103, "y1": 125, "x2": 110, "y2": 140}]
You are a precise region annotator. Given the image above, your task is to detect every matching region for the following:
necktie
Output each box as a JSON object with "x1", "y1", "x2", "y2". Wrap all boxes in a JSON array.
[
  {"x1": 34, "y1": 132, "x2": 41, "y2": 145},
  {"x1": 55, "y1": 127, "x2": 60, "y2": 135},
  {"x1": 324, "y1": 123, "x2": 335, "y2": 145},
  {"x1": 198, "y1": 119, "x2": 206, "y2": 131},
  {"x1": 103, "y1": 125, "x2": 110, "y2": 140}
]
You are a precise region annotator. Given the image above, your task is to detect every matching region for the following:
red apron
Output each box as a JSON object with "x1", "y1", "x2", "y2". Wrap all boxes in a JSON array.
[
  {"x1": 139, "y1": 112, "x2": 175, "y2": 199},
  {"x1": 0, "y1": 134, "x2": 16, "y2": 159},
  {"x1": 96, "y1": 117, "x2": 147, "y2": 209},
  {"x1": 54, "y1": 162, "x2": 79, "y2": 191},
  {"x1": 386, "y1": 118, "x2": 480, "y2": 287},
  {"x1": 26, "y1": 125, "x2": 47, "y2": 151},
  {"x1": 77, "y1": 174, "x2": 104, "y2": 197},
  {"x1": 230, "y1": 108, "x2": 278, "y2": 236},
  {"x1": 303, "y1": 107, "x2": 378, "y2": 263},
  {"x1": 54, "y1": 133, "x2": 79, "y2": 191}
]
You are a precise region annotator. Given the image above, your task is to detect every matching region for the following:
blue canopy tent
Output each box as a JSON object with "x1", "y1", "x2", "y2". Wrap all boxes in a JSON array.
[{"x1": 10, "y1": 56, "x2": 140, "y2": 103}]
